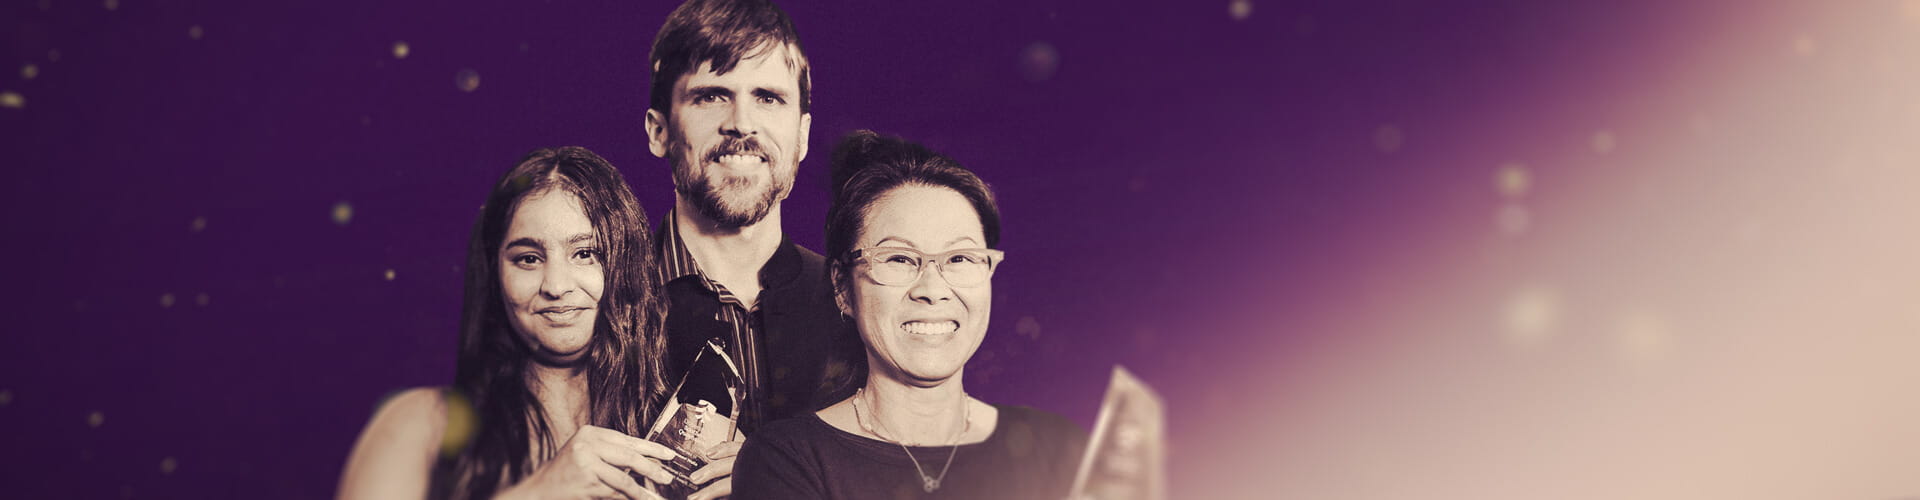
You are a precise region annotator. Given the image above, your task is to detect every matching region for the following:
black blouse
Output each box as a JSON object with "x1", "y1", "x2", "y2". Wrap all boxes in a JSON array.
[{"x1": 733, "y1": 405, "x2": 1088, "y2": 500}]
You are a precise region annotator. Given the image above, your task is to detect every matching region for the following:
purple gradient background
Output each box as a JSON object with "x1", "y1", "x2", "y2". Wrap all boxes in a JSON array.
[{"x1": 6, "y1": 0, "x2": 1915, "y2": 498}]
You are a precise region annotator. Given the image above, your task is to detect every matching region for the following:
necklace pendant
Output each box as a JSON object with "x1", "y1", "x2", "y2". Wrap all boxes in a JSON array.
[{"x1": 922, "y1": 475, "x2": 940, "y2": 493}]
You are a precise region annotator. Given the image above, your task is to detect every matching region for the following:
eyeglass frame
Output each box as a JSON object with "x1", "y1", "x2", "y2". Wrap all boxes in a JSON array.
[{"x1": 844, "y1": 246, "x2": 1007, "y2": 288}]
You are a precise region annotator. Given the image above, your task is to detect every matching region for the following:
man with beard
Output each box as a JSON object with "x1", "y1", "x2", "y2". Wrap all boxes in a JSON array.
[{"x1": 641, "y1": 0, "x2": 864, "y2": 498}]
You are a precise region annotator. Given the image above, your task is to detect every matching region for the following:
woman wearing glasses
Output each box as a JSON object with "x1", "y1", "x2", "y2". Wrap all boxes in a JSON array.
[{"x1": 732, "y1": 131, "x2": 1086, "y2": 499}]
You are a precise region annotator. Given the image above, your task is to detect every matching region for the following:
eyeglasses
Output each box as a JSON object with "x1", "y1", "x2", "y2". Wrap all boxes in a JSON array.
[{"x1": 847, "y1": 247, "x2": 1006, "y2": 287}]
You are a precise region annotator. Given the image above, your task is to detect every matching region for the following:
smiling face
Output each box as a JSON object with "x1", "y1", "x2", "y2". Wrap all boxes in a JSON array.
[
  {"x1": 498, "y1": 189, "x2": 604, "y2": 364},
  {"x1": 843, "y1": 185, "x2": 991, "y2": 387},
  {"x1": 648, "y1": 43, "x2": 812, "y2": 228}
]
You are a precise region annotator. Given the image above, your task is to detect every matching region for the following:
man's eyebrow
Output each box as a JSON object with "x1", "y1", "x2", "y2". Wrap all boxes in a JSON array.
[
  {"x1": 752, "y1": 87, "x2": 791, "y2": 101},
  {"x1": 684, "y1": 85, "x2": 733, "y2": 99}
]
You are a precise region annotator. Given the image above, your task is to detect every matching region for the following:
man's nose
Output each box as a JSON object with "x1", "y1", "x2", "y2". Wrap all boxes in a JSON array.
[{"x1": 720, "y1": 101, "x2": 758, "y2": 137}]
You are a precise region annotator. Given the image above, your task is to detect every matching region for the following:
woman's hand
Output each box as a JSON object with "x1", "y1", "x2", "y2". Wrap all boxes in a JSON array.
[
  {"x1": 686, "y1": 440, "x2": 743, "y2": 500},
  {"x1": 498, "y1": 425, "x2": 679, "y2": 500}
]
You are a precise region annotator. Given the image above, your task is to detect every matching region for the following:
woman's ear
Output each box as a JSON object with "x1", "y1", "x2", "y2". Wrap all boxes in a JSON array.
[{"x1": 829, "y1": 265, "x2": 851, "y2": 318}]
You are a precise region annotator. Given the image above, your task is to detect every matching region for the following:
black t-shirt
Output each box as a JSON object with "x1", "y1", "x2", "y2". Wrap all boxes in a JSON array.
[{"x1": 734, "y1": 405, "x2": 1088, "y2": 500}]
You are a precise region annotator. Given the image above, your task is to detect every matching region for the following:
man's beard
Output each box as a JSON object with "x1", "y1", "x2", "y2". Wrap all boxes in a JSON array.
[{"x1": 670, "y1": 134, "x2": 794, "y2": 228}]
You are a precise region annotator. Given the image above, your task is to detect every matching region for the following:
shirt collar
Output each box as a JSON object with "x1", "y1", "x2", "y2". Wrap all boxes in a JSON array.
[{"x1": 657, "y1": 209, "x2": 803, "y2": 291}]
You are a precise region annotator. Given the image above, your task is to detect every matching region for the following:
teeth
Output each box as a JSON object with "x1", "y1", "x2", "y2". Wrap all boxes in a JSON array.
[
  {"x1": 716, "y1": 154, "x2": 764, "y2": 164},
  {"x1": 901, "y1": 321, "x2": 958, "y2": 335}
]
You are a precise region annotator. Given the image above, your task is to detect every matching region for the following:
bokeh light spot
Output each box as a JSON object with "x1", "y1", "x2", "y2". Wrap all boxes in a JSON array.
[
  {"x1": 189, "y1": 216, "x2": 207, "y2": 233},
  {"x1": 1016, "y1": 315, "x2": 1042, "y2": 340},
  {"x1": 332, "y1": 201, "x2": 354, "y2": 225},
  {"x1": 384, "y1": 268, "x2": 396, "y2": 281},
  {"x1": 188, "y1": 25, "x2": 203, "y2": 40},
  {"x1": 1792, "y1": 35, "x2": 1817, "y2": 56},
  {"x1": 455, "y1": 68, "x2": 480, "y2": 92},
  {"x1": 441, "y1": 391, "x2": 478, "y2": 458},
  {"x1": 0, "y1": 91, "x2": 21, "y2": 109},
  {"x1": 1373, "y1": 124, "x2": 1403, "y2": 153},
  {"x1": 1502, "y1": 286, "x2": 1561, "y2": 347},
  {"x1": 48, "y1": 49, "x2": 62, "y2": 62},
  {"x1": 1590, "y1": 130, "x2": 1616, "y2": 154},
  {"x1": 159, "y1": 293, "x2": 175, "y2": 308},
  {"x1": 194, "y1": 293, "x2": 209, "y2": 307},
  {"x1": 1615, "y1": 311, "x2": 1673, "y2": 363},
  {"x1": 1496, "y1": 203, "x2": 1531, "y2": 236},
  {"x1": 1133, "y1": 325, "x2": 1158, "y2": 351},
  {"x1": 160, "y1": 457, "x2": 177, "y2": 475},
  {"x1": 1229, "y1": 0, "x2": 1253, "y2": 21},
  {"x1": 104, "y1": 0, "x2": 117, "y2": 11},
  {"x1": 392, "y1": 41, "x2": 410, "y2": 60},
  {"x1": 1494, "y1": 162, "x2": 1531, "y2": 198},
  {"x1": 87, "y1": 411, "x2": 105, "y2": 428},
  {"x1": 0, "y1": 389, "x2": 12, "y2": 406},
  {"x1": 1020, "y1": 42, "x2": 1060, "y2": 82},
  {"x1": 21, "y1": 64, "x2": 37, "y2": 80}
]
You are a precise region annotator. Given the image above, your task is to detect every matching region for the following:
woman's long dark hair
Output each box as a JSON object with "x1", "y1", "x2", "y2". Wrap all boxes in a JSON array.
[{"x1": 440, "y1": 147, "x2": 668, "y2": 498}]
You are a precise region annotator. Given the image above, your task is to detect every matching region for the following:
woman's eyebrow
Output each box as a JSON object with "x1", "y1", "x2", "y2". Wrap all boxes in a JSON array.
[
  {"x1": 504, "y1": 237, "x2": 544, "y2": 251},
  {"x1": 567, "y1": 233, "x2": 596, "y2": 245}
]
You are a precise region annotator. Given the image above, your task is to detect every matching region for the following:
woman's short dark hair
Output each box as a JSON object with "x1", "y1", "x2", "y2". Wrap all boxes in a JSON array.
[
  {"x1": 824, "y1": 130, "x2": 1001, "y2": 293},
  {"x1": 441, "y1": 147, "x2": 667, "y2": 498}
]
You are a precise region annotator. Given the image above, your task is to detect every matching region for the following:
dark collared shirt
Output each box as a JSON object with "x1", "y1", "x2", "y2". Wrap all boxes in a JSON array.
[{"x1": 656, "y1": 212, "x2": 864, "y2": 434}]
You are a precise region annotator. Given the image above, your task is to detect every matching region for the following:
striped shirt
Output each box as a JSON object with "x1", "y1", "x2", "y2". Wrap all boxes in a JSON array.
[{"x1": 657, "y1": 211, "x2": 766, "y2": 426}]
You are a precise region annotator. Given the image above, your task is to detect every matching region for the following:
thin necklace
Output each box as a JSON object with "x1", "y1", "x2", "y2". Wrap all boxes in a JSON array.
[{"x1": 852, "y1": 387, "x2": 969, "y2": 493}]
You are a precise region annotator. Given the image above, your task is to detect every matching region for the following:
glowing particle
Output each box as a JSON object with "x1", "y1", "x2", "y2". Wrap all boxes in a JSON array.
[
  {"x1": 360, "y1": 115, "x2": 372, "y2": 126},
  {"x1": 1016, "y1": 315, "x2": 1042, "y2": 339},
  {"x1": 1494, "y1": 162, "x2": 1531, "y2": 198},
  {"x1": 1590, "y1": 130, "x2": 1615, "y2": 154},
  {"x1": 0, "y1": 389, "x2": 12, "y2": 406},
  {"x1": 48, "y1": 49, "x2": 62, "y2": 62},
  {"x1": 1229, "y1": 0, "x2": 1252, "y2": 21},
  {"x1": 87, "y1": 411, "x2": 105, "y2": 428},
  {"x1": 1688, "y1": 113, "x2": 1712, "y2": 137},
  {"x1": 441, "y1": 391, "x2": 478, "y2": 458},
  {"x1": 159, "y1": 293, "x2": 175, "y2": 308},
  {"x1": 384, "y1": 269, "x2": 396, "y2": 281},
  {"x1": 1793, "y1": 35, "x2": 1817, "y2": 56},
  {"x1": 194, "y1": 293, "x2": 209, "y2": 307},
  {"x1": 0, "y1": 92, "x2": 21, "y2": 109},
  {"x1": 518, "y1": 42, "x2": 530, "y2": 54},
  {"x1": 190, "y1": 216, "x2": 207, "y2": 233},
  {"x1": 104, "y1": 0, "x2": 117, "y2": 11},
  {"x1": 454, "y1": 68, "x2": 480, "y2": 92},
  {"x1": 1502, "y1": 286, "x2": 1560, "y2": 346},
  {"x1": 21, "y1": 64, "x2": 37, "y2": 80},
  {"x1": 1496, "y1": 203, "x2": 1531, "y2": 236},
  {"x1": 392, "y1": 41, "x2": 410, "y2": 60},
  {"x1": 160, "y1": 457, "x2": 177, "y2": 475},
  {"x1": 1373, "y1": 124, "x2": 1403, "y2": 153},
  {"x1": 1615, "y1": 310, "x2": 1673, "y2": 362},
  {"x1": 1020, "y1": 42, "x2": 1059, "y2": 82},
  {"x1": 188, "y1": 25, "x2": 203, "y2": 40},
  {"x1": 332, "y1": 201, "x2": 354, "y2": 225},
  {"x1": 1133, "y1": 326, "x2": 1158, "y2": 351}
]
